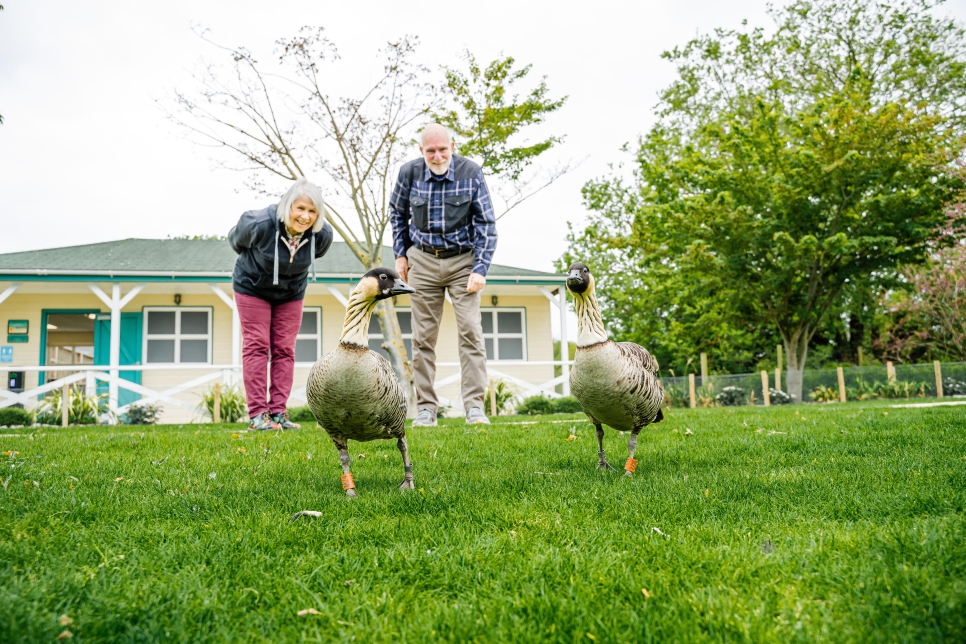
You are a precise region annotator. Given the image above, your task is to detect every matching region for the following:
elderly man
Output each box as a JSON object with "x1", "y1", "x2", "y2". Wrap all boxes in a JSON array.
[{"x1": 390, "y1": 124, "x2": 498, "y2": 426}]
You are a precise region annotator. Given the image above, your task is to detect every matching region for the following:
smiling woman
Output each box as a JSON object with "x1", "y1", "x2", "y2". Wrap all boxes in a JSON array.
[{"x1": 228, "y1": 177, "x2": 334, "y2": 431}]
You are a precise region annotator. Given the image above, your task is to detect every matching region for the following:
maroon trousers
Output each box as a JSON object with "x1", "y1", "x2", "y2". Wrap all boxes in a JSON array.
[{"x1": 235, "y1": 292, "x2": 304, "y2": 417}]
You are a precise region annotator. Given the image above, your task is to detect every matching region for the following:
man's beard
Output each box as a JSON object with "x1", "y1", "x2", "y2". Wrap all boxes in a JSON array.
[{"x1": 428, "y1": 160, "x2": 451, "y2": 175}]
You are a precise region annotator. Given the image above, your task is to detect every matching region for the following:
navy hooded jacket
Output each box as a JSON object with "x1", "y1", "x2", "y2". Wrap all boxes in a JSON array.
[{"x1": 229, "y1": 204, "x2": 334, "y2": 303}]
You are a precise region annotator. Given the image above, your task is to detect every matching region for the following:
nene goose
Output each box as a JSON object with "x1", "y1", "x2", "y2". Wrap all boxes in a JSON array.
[
  {"x1": 565, "y1": 262, "x2": 664, "y2": 476},
  {"x1": 305, "y1": 268, "x2": 415, "y2": 497}
]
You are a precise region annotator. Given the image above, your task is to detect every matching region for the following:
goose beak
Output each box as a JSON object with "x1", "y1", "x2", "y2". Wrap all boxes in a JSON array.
[
  {"x1": 566, "y1": 269, "x2": 583, "y2": 287},
  {"x1": 391, "y1": 278, "x2": 415, "y2": 296}
]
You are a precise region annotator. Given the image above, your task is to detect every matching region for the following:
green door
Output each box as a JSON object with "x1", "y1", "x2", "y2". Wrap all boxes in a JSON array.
[{"x1": 94, "y1": 313, "x2": 143, "y2": 406}]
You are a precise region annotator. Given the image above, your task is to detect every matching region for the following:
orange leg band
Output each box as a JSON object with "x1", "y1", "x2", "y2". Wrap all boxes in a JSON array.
[
  {"x1": 625, "y1": 458, "x2": 638, "y2": 473},
  {"x1": 341, "y1": 473, "x2": 355, "y2": 490}
]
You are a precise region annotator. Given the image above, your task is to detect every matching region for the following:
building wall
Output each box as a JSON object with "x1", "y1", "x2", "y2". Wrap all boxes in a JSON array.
[{"x1": 1, "y1": 288, "x2": 555, "y2": 423}]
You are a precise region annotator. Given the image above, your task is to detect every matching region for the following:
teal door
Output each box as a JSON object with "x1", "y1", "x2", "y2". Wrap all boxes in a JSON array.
[{"x1": 94, "y1": 313, "x2": 143, "y2": 406}]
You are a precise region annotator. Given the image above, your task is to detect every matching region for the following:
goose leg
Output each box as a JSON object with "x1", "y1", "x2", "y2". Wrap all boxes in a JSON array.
[
  {"x1": 333, "y1": 439, "x2": 357, "y2": 498},
  {"x1": 397, "y1": 436, "x2": 414, "y2": 490},
  {"x1": 596, "y1": 423, "x2": 615, "y2": 471},
  {"x1": 624, "y1": 428, "x2": 641, "y2": 477}
]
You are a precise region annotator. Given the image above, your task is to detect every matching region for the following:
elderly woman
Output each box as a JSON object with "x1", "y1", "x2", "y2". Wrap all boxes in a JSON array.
[{"x1": 229, "y1": 177, "x2": 334, "y2": 430}]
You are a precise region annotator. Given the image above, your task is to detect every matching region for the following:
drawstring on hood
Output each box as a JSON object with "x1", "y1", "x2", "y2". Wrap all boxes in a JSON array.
[
  {"x1": 310, "y1": 235, "x2": 316, "y2": 282},
  {"x1": 273, "y1": 229, "x2": 280, "y2": 285}
]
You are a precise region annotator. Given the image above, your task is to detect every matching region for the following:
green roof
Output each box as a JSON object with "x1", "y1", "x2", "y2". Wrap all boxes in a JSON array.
[{"x1": 0, "y1": 239, "x2": 562, "y2": 284}]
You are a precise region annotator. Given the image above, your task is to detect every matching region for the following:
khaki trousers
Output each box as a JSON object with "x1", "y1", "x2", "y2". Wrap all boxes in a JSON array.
[{"x1": 406, "y1": 247, "x2": 487, "y2": 412}]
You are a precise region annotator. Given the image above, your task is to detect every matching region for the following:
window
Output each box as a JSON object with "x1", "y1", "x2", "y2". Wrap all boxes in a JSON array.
[
  {"x1": 368, "y1": 309, "x2": 412, "y2": 360},
  {"x1": 481, "y1": 309, "x2": 526, "y2": 361},
  {"x1": 296, "y1": 308, "x2": 322, "y2": 363},
  {"x1": 144, "y1": 308, "x2": 211, "y2": 364}
]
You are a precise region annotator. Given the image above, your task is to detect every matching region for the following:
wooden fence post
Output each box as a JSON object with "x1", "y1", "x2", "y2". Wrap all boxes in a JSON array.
[
  {"x1": 857, "y1": 346, "x2": 864, "y2": 367},
  {"x1": 62, "y1": 383, "x2": 69, "y2": 428},
  {"x1": 886, "y1": 361, "x2": 896, "y2": 383},
  {"x1": 489, "y1": 379, "x2": 497, "y2": 417},
  {"x1": 837, "y1": 367, "x2": 847, "y2": 403},
  {"x1": 934, "y1": 361, "x2": 943, "y2": 398},
  {"x1": 761, "y1": 371, "x2": 770, "y2": 406},
  {"x1": 213, "y1": 382, "x2": 221, "y2": 424},
  {"x1": 776, "y1": 345, "x2": 783, "y2": 392},
  {"x1": 689, "y1": 374, "x2": 697, "y2": 409},
  {"x1": 700, "y1": 353, "x2": 708, "y2": 383}
]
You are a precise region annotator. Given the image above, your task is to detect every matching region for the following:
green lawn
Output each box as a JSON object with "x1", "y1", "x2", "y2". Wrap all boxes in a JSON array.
[{"x1": 2, "y1": 402, "x2": 965, "y2": 643}]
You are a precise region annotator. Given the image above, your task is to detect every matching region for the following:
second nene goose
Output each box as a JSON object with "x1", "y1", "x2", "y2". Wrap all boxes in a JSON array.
[
  {"x1": 565, "y1": 262, "x2": 664, "y2": 476},
  {"x1": 305, "y1": 268, "x2": 415, "y2": 497}
]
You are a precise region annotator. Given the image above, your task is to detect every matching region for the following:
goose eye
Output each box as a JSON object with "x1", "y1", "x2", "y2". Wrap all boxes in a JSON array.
[{"x1": 380, "y1": 274, "x2": 388, "y2": 280}]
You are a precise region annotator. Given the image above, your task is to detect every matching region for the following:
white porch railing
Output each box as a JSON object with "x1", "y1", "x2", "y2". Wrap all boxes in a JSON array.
[
  {"x1": 3, "y1": 360, "x2": 575, "y2": 419},
  {"x1": 0, "y1": 364, "x2": 240, "y2": 418}
]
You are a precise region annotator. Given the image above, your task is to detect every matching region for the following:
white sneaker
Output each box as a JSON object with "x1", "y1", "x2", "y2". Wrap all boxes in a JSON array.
[
  {"x1": 411, "y1": 408, "x2": 438, "y2": 427},
  {"x1": 465, "y1": 407, "x2": 490, "y2": 425}
]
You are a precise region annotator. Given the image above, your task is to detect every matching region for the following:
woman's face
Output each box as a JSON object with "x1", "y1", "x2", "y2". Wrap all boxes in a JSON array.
[{"x1": 288, "y1": 196, "x2": 319, "y2": 234}]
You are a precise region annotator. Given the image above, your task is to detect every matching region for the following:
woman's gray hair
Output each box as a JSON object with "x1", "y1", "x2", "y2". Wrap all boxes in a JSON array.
[{"x1": 277, "y1": 177, "x2": 325, "y2": 233}]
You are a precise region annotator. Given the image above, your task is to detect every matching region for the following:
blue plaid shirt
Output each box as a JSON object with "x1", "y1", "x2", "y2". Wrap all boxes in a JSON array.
[{"x1": 390, "y1": 156, "x2": 498, "y2": 276}]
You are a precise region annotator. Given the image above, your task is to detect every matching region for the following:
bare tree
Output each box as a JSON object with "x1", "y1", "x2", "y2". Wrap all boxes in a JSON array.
[{"x1": 165, "y1": 27, "x2": 437, "y2": 412}]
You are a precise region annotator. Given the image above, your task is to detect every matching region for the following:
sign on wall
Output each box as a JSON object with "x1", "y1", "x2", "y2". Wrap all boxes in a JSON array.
[
  {"x1": 7, "y1": 320, "x2": 28, "y2": 344},
  {"x1": 0, "y1": 346, "x2": 12, "y2": 363}
]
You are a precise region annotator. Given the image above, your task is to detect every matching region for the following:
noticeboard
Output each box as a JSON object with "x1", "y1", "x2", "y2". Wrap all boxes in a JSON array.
[{"x1": 7, "y1": 320, "x2": 29, "y2": 344}]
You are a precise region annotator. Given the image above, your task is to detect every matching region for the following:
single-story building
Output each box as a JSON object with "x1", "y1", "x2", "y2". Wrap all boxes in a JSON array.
[{"x1": 0, "y1": 239, "x2": 571, "y2": 423}]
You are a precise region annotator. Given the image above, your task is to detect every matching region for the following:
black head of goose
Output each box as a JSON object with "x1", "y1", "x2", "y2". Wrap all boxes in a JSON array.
[
  {"x1": 565, "y1": 262, "x2": 665, "y2": 476},
  {"x1": 304, "y1": 267, "x2": 416, "y2": 498}
]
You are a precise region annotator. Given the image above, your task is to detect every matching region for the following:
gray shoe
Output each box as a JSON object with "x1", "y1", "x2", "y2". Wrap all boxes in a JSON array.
[
  {"x1": 411, "y1": 408, "x2": 438, "y2": 427},
  {"x1": 465, "y1": 407, "x2": 490, "y2": 425}
]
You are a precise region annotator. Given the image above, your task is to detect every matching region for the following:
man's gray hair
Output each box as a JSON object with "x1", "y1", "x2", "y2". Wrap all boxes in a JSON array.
[{"x1": 277, "y1": 177, "x2": 325, "y2": 233}]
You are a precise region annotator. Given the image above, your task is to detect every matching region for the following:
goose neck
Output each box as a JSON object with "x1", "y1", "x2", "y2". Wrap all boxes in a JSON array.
[
  {"x1": 340, "y1": 291, "x2": 376, "y2": 347},
  {"x1": 573, "y1": 290, "x2": 609, "y2": 347}
]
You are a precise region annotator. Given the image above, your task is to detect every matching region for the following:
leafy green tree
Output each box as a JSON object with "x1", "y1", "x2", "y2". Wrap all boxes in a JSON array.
[
  {"x1": 435, "y1": 52, "x2": 568, "y2": 217},
  {"x1": 565, "y1": 0, "x2": 966, "y2": 401}
]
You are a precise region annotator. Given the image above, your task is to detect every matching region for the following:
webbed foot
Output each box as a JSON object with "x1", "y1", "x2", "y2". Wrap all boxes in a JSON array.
[
  {"x1": 345, "y1": 488, "x2": 358, "y2": 498},
  {"x1": 597, "y1": 459, "x2": 617, "y2": 471},
  {"x1": 399, "y1": 477, "x2": 414, "y2": 491}
]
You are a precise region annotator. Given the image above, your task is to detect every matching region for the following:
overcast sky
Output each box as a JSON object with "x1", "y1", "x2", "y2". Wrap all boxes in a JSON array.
[{"x1": 2, "y1": 0, "x2": 966, "y2": 275}]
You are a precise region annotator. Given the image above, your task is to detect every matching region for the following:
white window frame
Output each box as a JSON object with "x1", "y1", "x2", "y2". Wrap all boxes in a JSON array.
[
  {"x1": 295, "y1": 306, "x2": 323, "y2": 364},
  {"x1": 481, "y1": 307, "x2": 528, "y2": 361},
  {"x1": 143, "y1": 307, "x2": 213, "y2": 364},
  {"x1": 368, "y1": 307, "x2": 413, "y2": 352}
]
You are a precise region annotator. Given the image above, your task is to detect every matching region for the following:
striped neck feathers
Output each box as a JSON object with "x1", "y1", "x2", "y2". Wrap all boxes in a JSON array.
[
  {"x1": 340, "y1": 290, "x2": 377, "y2": 348},
  {"x1": 572, "y1": 290, "x2": 609, "y2": 347}
]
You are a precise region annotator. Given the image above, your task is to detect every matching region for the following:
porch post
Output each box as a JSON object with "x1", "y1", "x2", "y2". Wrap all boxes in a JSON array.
[
  {"x1": 232, "y1": 305, "x2": 241, "y2": 383},
  {"x1": 209, "y1": 285, "x2": 241, "y2": 384},
  {"x1": 89, "y1": 283, "x2": 143, "y2": 417},
  {"x1": 559, "y1": 288, "x2": 570, "y2": 396},
  {"x1": 109, "y1": 284, "x2": 121, "y2": 413}
]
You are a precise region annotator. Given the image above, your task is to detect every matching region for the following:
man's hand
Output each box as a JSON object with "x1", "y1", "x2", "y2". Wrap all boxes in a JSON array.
[
  {"x1": 467, "y1": 272, "x2": 486, "y2": 293},
  {"x1": 395, "y1": 256, "x2": 409, "y2": 282}
]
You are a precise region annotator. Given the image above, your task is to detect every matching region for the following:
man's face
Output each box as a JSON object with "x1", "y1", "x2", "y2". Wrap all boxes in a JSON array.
[{"x1": 420, "y1": 131, "x2": 454, "y2": 175}]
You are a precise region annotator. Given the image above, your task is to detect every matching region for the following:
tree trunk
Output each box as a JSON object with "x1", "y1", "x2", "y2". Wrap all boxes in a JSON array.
[
  {"x1": 783, "y1": 327, "x2": 811, "y2": 403},
  {"x1": 374, "y1": 299, "x2": 417, "y2": 418}
]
